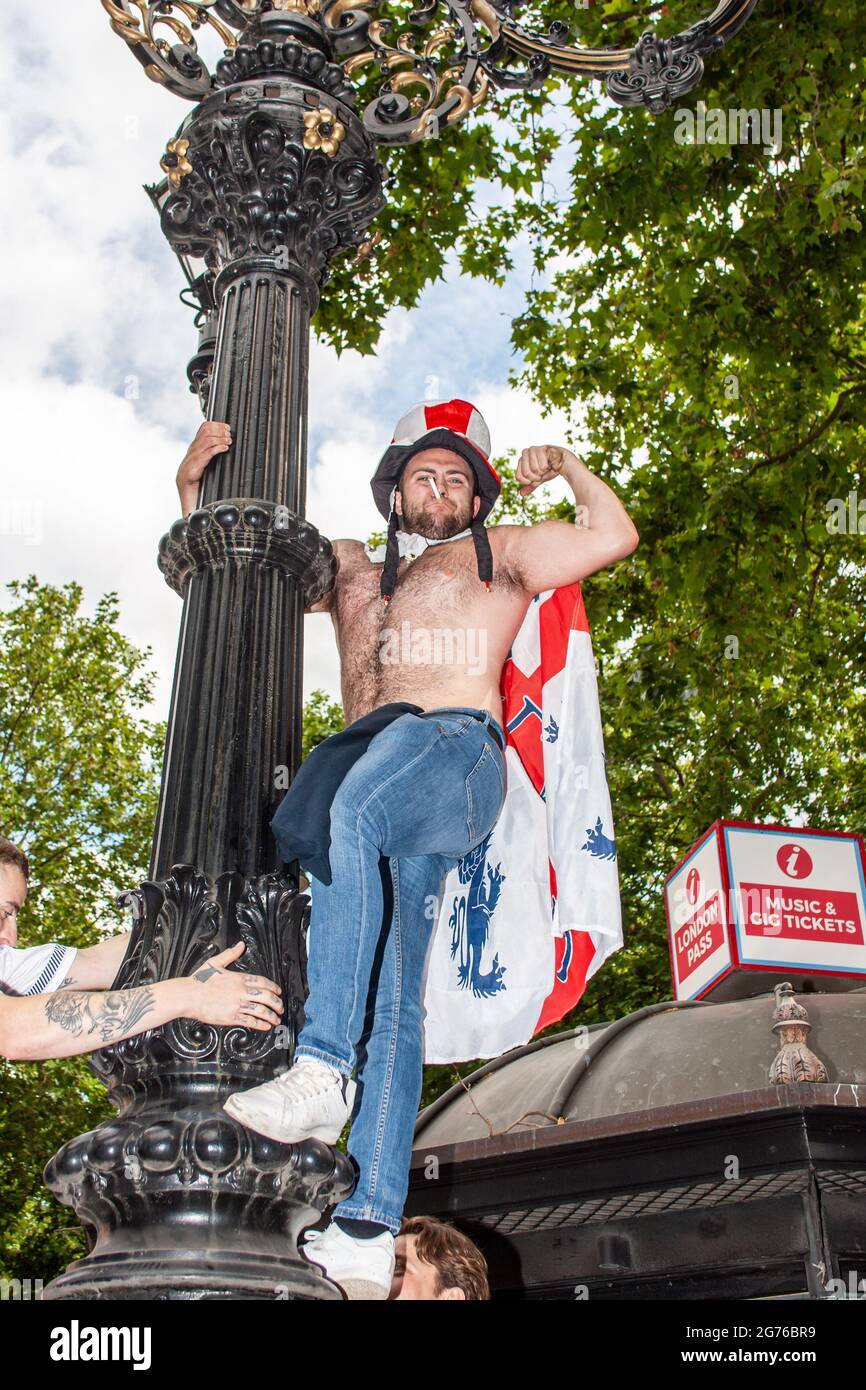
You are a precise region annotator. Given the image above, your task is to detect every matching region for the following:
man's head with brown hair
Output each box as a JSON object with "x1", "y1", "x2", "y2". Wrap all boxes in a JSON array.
[
  {"x1": 389, "y1": 1215, "x2": 490, "y2": 1300},
  {"x1": 0, "y1": 837, "x2": 29, "y2": 949}
]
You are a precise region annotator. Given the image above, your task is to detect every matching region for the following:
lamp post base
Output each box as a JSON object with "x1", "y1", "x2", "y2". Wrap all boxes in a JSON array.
[
  {"x1": 41, "y1": 1174, "x2": 350, "y2": 1302},
  {"x1": 42, "y1": 866, "x2": 355, "y2": 1301}
]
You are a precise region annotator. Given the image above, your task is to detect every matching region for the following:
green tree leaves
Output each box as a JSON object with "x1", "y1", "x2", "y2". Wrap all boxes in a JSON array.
[
  {"x1": 0, "y1": 578, "x2": 164, "y2": 951},
  {"x1": 0, "y1": 577, "x2": 164, "y2": 1282}
]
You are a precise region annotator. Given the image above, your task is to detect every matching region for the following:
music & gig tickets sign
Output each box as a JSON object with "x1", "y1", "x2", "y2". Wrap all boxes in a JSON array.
[{"x1": 663, "y1": 820, "x2": 866, "y2": 1001}]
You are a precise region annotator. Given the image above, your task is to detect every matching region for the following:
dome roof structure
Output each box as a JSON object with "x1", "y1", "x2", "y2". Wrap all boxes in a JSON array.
[
  {"x1": 415, "y1": 989, "x2": 866, "y2": 1146},
  {"x1": 406, "y1": 986, "x2": 866, "y2": 1300}
]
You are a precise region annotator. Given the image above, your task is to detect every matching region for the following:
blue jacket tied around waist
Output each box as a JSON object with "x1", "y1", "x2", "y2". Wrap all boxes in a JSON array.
[{"x1": 271, "y1": 702, "x2": 423, "y2": 885}]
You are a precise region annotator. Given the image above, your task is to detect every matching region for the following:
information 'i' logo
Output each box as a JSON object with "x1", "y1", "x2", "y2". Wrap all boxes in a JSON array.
[{"x1": 776, "y1": 843, "x2": 814, "y2": 879}]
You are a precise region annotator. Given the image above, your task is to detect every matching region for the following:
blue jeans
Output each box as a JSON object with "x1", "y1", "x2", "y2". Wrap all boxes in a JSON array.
[{"x1": 294, "y1": 705, "x2": 507, "y2": 1233}]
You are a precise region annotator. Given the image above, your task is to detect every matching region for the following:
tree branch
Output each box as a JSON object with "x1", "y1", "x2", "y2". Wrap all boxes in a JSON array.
[{"x1": 744, "y1": 384, "x2": 866, "y2": 478}]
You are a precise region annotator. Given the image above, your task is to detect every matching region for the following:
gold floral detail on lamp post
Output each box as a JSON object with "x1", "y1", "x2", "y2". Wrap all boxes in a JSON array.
[
  {"x1": 303, "y1": 109, "x2": 346, "y2": 157},
  {"x1": 160, "y1": 137, "x2": 192, "y2": 189},
  {"x1": 274, "y1": 0, "x2": 322, "y2": 13}
]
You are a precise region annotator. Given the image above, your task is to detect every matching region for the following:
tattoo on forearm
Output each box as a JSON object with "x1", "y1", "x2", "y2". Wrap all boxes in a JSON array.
[
  {"x1": 57, "y1": 974, "x2": 77, "y2": 989},
  {"x1": 44, "y1": 986, "x2": 156, "y2": 1042}
]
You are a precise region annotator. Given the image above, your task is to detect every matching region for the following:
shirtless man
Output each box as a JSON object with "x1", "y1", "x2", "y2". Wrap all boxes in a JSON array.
[{"x1": 176, "y1": 398, "x2": 638, "y2": 1299}]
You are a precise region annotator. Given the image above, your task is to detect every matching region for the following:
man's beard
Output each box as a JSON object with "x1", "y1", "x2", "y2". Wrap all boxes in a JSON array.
[{"x1": 399, "y1": 493, "x2": 474, "y2": 541}]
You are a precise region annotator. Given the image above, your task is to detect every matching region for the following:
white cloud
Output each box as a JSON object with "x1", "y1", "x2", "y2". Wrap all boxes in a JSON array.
[{"x1": 0, "y1": 377, "x2": 185, "y2": 712}]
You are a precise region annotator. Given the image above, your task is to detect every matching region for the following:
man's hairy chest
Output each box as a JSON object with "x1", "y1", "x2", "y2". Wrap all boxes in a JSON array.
[{"x1": 333, "y1": 539, "x2": 519, "y2": 648}]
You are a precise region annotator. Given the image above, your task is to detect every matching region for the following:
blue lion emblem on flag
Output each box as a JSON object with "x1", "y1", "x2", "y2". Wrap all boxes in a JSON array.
[
  {"x1": 448, "y1": 832, "x2": 507, "y2": 999},
  {"x1": 582, "y1": 815, "x2": 616, "y2": 861}
]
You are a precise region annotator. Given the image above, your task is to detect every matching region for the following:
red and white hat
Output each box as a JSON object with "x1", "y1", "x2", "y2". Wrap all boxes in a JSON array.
[{"x1": 370, "y1": 398, "x2": 502, "y2": 601}]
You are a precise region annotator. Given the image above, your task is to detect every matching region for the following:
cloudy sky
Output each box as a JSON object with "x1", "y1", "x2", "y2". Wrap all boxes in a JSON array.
[{"x1": 0, "y1": 5, "x2": 579, "y2": 721}]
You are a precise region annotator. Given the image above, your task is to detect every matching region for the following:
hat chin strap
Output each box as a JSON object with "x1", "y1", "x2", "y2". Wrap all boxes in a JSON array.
[
  {"x1": 379, "y1": 508, "x2": 402, "y2": 601},
  {"x1": 470, "y1": 515, "x2": 494, "y2": 590}
]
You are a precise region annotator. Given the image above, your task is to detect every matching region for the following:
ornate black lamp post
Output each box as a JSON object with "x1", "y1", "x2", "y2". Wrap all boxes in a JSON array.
[{"x1": 43, "y1": 0, "x2": 759, "y2": 1300}]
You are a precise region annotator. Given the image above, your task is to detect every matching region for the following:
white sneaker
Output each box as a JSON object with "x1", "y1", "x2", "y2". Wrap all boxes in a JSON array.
[
  {"x1": 302, "y1": 1221, "x2": 395, "y2": 1301},
  {"x1": 223, "y1": 1057, "x2": 355, "y2": 1144}
]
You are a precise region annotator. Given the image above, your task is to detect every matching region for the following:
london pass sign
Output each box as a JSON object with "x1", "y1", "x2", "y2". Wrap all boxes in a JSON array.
[{"x1": 664, "y1": 820, "x2": 866, "y2": 1001}]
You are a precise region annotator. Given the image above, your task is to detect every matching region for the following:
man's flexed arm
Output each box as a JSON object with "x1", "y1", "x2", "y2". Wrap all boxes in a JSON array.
[
  {"x1": 176, "y1": 421, "x2": 233, "y2": 518},
  {"x1": 504, "y1": 446, "x2": 639, "y2": 594}
]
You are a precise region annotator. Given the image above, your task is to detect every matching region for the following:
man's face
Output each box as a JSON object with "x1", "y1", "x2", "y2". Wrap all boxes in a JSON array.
[
  {"x1": 388, "y1": 1234, "x2": 467, "y2": 1300},
  {"x1": 395, "y1": 448, "x2": 480, "y2": 541},
  {"x1": 0, "y1": 864, "x2": 27, "y2": 949}
]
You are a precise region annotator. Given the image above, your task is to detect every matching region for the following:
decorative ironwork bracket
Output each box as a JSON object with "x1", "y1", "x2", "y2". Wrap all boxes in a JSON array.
[{"x1": 102, "y1": 0, "x2": 761, "y2": 137}]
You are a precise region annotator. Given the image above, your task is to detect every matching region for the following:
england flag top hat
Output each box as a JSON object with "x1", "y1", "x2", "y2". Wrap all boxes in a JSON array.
[{"x1": 370, "y1": 398, "x2": 502, "y2": 601}]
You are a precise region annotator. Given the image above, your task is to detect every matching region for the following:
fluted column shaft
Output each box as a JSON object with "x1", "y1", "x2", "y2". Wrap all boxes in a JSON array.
[
  {"x1": 151, "y1": 264, "x2": 322, "y2": 880},
  {"x1": 203, "y1": 263, "x2": 316, "y2": 511}
]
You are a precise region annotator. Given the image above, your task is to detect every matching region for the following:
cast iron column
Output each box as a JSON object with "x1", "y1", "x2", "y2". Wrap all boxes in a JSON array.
[
  {"x1": 43, "y1": 11, "x2": 385, "y2": 1300},
  {"x1": 152, "y1": 263, "x2": 318, "y2": 879}
]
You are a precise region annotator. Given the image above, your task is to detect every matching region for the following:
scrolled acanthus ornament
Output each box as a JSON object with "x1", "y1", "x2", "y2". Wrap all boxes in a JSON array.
[
  {"x1": 153, "y1": 91, "x2": 386, "y2": 283},
  {"x1": 605, "y1": 22, "x2": 725, "y2": 115},
  {"x1": 101, "y1": 0, "x2": 238, "y2": 98}
]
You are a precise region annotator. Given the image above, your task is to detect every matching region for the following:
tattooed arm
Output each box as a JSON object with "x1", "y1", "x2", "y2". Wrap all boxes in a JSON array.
[{"x1": 0, "y1": 942, "x2": 282, "y2": 1061}]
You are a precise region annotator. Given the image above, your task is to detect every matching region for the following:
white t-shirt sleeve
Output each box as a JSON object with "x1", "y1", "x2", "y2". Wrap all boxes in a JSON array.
[{"x1": 0, "y1": 943, "x2": 78, "y2": 997}]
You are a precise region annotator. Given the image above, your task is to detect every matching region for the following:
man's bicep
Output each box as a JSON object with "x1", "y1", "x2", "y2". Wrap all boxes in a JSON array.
[
  {"x1": 503, "y1": 519, "x2": 630, "y2": 594},
  {"x1": 67, "y1": 934, "x2": 129, "y2": 989}
]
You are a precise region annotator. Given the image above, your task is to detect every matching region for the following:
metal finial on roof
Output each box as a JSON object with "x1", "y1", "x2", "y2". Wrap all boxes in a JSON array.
[{"x1": 769, "y1": 982, "x2": 829, "y2": 1086}]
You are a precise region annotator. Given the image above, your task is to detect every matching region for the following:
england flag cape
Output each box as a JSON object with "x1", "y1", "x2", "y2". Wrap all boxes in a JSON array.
[{"x1": 420, "y1": 581, "x2": 623, "y2": 1064}]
